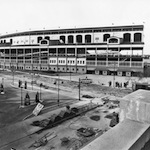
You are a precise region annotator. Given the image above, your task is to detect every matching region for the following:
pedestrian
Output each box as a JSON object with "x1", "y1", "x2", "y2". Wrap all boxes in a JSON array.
[
  {"x1": 24, "y1": 81, "x2": 27, "y2": 89},
  {"x1": 35, "y1": 91, "x2": 40, "y2": 103},
  {"x1": 24, "y1": 92, "x2": 30, "y2": 105},
  {"x1": 109, "y1": 81, "x2": 112, "y2": 87}
]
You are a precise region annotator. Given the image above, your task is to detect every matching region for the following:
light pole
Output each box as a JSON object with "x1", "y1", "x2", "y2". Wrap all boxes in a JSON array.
[
  {"x1": 70, "y1": 63, "x2": 71, "y2": 81},
  {"x1": 31, "y1": 63, "x2": 33, "y2": 90},
  {"x1": 20, "y1": 85, "x2": 24, "y2": 108},
  {"x1": 40, "y1": 83, "x2": 42, "y2": 100},
  {"x1": 2, "y1": 78, "x2": 4, "y2": 86},
  {"x1": 57, "y1": 73, "x2": 60, "y2": 106},
  {"x1": 113, "y1": 62, "x2": 116, "y2": 88},
  {"x1": 79, "y1": 78, "x2": 81, "y2": 101},
  {"x1": 12, "y1": 65, "x2": 15, "y2": 85}
]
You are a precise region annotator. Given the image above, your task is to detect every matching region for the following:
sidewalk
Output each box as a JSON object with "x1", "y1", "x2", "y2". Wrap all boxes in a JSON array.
[{"x1": 0, "y1": 98, "x2": 99, "y2": 148}]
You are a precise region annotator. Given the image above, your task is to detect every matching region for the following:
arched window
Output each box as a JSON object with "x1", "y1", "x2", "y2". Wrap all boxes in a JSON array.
[
  {"x1": 85, "y1": 35, "x2": 91, "y2": 43},
  {"x1": 60, "y1": 36, "x2": 65, "y2": 43},
  {"x1": 108, "y1": 38, "x2": 118, "y2": 43},
  {"x1": 37, "y1": 36, "x2": 42, "y2": 43},
  {"x1": 45, "y1": 36, "x2": 50, "y2": 41},
  {"x1": 103, "y1": 34, "x2": 110, "y2": 42},
  {"x1": 41, "y1": 39, "x2": 48, "y2": 45},
  {"x1": 76, "y1": 35, "x2": 82, "y2": 43},
  {"x1": 134, "y1": 33, "x2": 142, "y2": 42},
  {"x1": 123, "y1": 33, "x2": 131, "y2": 43},
  {"x1": 68, "y1": 35, "x2": 74, "y2": 43}
]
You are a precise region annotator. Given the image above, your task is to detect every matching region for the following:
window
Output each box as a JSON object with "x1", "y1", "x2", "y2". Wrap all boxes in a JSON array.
[
  {"x1": 37, "y1": 36, "x2": 42, "y2": 43},
  {"x1": 82, "y1": 69, "x2": 84, "y2": 71},
  {"x1": 134, "y1": 33, "x2": 142, "y2": 42},
  {"x1": 76, "y1": 35, "x2": 82, "y2": 43},
  {"x1": 68, "y1": 35, "x2": 74, "y2": 43},
  {"x1": 41, "y1": 40, "x2": 48, "y2": 45},
  {"x1": 60, "y1": 36, "x2": 65, "y2": 43},
  {"x1": 123, "y1": 33, "x2": 131, "y2": 43},
  {"x1": 108, "y1": 38, "x2": 118, "y2": 43},
  {"x1": 85, "y1": 35, "x2": 91, "y2": 43},
  {"x1": 45, "y1": 36, "x2": 50, "y2": 41},
  {"x1": 103, "y1": 34, "x2": 110, "y2": 42}
]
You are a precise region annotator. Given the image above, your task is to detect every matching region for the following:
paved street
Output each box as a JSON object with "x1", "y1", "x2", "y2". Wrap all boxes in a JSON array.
[
  {"x1": 0, "y1": 70, "x2": 141, "y2": 150},
  {"x1": 0, "y1": 74, "x2": 77, "y2": 127}
]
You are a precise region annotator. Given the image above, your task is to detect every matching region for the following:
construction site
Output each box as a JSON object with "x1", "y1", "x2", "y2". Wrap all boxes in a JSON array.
[{"x1": 0, "y1": 70, "x2": 141, "y2": 150}]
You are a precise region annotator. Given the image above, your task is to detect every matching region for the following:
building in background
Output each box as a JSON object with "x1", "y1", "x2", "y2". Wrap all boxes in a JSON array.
[{"x1": 0, "y1": 25, "x2": 144, "y2": 76}]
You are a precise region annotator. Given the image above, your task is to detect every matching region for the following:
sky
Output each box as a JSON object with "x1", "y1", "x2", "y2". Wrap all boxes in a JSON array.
[{"x1": 0, "y1": 0, "x2": 149, "y2": 54}]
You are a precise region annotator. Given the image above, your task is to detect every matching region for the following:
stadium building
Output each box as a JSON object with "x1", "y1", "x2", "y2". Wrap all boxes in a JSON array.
[{"x1": 0, "y1": 25, "x2": 144, "y2": 76}]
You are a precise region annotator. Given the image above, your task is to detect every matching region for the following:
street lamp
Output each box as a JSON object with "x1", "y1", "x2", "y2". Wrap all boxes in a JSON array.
[
  {"x1": 113, "y1": 61, "x2": 116, "y2": 88},
  {"x1": 57, "y1": 73, "x2": 60, "y2": 106},
  {"x1": 79, "y1": 78, "x2": 81, "y2": 101},
  {"x1": 12, "y1": 65, "x2": 15, "y2": 85},
  {"x1": 20, "y1": 85, "x2": 24, "y2": 108},
  {"x1": 2, "y1": 78, "x2": 4, "y2": 86},
  {"x1": 31, "y1": 64, "x2": 33, "y2": 90},
  {"x1": 40, "y1": 83, "x2": 42, "y2": 100},
  {"x1": 70, "y1": 63, "x2": 71, "y2": 81}
]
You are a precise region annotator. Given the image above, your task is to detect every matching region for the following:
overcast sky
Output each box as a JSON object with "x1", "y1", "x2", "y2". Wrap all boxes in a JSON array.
[{"x1": 0, "y1": 0, "x2": 149, "y2": 54}]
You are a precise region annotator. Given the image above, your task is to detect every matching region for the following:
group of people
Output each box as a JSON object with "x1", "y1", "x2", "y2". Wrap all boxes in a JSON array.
[
  {"x1": 23, "y1": 91, "x2": 41, "y2": 106},
  {"x1": 108, "y1": 81, "x2": 129, "y2": 88},
  {"x1": 18, "y1": 80, "x2": 27, "y2": 89},
  {"x1": 0, "y1": 83, "x2": 4, "y2": 94}
]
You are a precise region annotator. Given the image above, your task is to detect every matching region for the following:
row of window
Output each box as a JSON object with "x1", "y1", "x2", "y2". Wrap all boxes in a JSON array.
[
  {"x1": 51, "y1": 67, "x2": 85, "y2": 71},
  {"x1": 50, "y1": 60, "x2": 85, "y2": 64},
  {"x1": 0, "y1": 32, "x2": 142, "y2": 45},
  {"x1": 37, "y1": 33, "x2": 142, "y2": 44}
]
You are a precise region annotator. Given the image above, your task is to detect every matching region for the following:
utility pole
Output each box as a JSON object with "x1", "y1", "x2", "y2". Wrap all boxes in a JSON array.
[
  {"x1": 57, "y1": 73, "x2": 60, "y2": 106},
  {"x1": 70, "y1": 63, "x2": 71, "y2": 81},
  {"x1": 113, "y1": 62, "x2": 116, "y2": 88},
  {"x1": 79, "y1": 78, "x2": 81, "y2": 101},
  {"x1": 40, "y1": 83, "x2": 42, "y2": 100}
]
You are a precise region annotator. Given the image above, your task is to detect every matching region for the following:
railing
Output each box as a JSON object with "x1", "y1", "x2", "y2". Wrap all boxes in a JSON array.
[
  {"x1": 86, "y1": 61, "x2": 95, "y2": 66},
  {"x1": 97, "y1": 61, "x2": 106, "y2": 66},
  {"x1": 131, "y1": 61, "x2": 143, "y2": 67},
  {"x1": 41, "y1": 60, "x2": 48, "y2": 64}
]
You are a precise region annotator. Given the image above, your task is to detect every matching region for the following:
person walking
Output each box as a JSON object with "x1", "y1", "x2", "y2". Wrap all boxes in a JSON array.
[{"x1": 35, "y1": 91, "x2": 40, "y2": 103}]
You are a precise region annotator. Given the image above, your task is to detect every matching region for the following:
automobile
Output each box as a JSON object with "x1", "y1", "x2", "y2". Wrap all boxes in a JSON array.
[{"x1": 80, "y1": 77, "x2": 92, "y2": 84}]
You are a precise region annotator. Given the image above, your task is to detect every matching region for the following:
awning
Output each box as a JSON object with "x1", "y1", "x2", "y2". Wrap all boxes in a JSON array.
[
  {"x1": 87, "y1": 50, "x2": 96, "y2": 55},
  {"x1": 117, "y1": 68, "x2": 143, "y2": 72}
]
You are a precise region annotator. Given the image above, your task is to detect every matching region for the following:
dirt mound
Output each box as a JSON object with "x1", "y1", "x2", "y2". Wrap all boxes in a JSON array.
[{"x1": 90, "y1": 115, "x2": 100, "y2": 121}]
